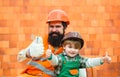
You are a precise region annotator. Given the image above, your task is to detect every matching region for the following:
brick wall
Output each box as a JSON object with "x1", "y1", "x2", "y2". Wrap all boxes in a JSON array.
[{"x1": 0, "y1": 0, "x2": 120, "y2": 77}]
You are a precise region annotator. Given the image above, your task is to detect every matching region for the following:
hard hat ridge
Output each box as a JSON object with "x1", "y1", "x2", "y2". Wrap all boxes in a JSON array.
[{"x1": 46, "y1": 9, "x2": 70, "y2": 25}]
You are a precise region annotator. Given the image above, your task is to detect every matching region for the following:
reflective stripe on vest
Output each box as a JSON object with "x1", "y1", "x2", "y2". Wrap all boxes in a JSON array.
[
  {"x1": 28, "y1": 61, "x2": 55, "y2": 77},
  {"x1": 32, "y1": 57, "x2": 47, "y2": 61}
]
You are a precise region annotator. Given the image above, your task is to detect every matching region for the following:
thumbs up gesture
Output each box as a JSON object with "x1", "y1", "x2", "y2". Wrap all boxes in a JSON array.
[
  {"x1": 46, "y1": 45, "x2": 52, "y2": 59},
  {"x1": 102, "y1": 52, "x2": 111, "y2": 63},
  {"x1": 25, "y1": 36, "x2": 44, "y2": 59}
]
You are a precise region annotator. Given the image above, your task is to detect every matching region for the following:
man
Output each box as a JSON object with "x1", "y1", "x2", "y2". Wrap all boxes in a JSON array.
[{"x1": 17, "y1": 9, "x2": 87, "y2": 77}]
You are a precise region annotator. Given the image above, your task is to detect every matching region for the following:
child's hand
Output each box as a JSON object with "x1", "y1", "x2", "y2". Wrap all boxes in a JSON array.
[
  {"x1": 46, "y1": 45, "x2": 52, "y2": 58},
  {"x1": 102, "y1": 52, "x2": 111, "y2": 63}
]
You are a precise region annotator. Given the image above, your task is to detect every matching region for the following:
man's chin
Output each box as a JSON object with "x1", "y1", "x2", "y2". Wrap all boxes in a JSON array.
[{"x1": 52, "y1": 34, "x2": 58, "y2": 37}]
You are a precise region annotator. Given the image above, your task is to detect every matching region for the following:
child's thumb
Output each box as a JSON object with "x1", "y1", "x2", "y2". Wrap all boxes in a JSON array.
[{"x1": 105, "y1": 52, "x2": 108, "y2": 57}]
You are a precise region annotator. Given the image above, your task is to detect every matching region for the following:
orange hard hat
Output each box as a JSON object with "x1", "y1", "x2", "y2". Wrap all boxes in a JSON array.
[{"x1": 46, "y1": 9, "x2": 70, "y2": 25}]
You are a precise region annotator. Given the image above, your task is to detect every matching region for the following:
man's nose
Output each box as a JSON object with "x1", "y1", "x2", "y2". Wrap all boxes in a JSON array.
[{"x1": 52, "y1": 27, "x2": 57, "y2": 32}]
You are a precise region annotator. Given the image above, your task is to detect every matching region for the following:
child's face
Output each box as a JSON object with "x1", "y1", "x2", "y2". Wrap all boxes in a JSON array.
[{"x1": 63, "y1": 44, "x2": 79, "y2": 57}]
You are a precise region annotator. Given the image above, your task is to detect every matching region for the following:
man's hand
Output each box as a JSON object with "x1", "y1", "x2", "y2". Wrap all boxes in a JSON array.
[
  {"x1": 26, "y1": 36, "x2": 44, "y2": 58},
  {"x1": 17, "y1": 49, "x2": 27, "y2": 62}
]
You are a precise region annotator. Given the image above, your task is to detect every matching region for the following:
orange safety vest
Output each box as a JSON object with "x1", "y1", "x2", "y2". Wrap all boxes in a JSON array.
[{"x1": 21, "y1": 36, "x2": 63, "y2": 77}]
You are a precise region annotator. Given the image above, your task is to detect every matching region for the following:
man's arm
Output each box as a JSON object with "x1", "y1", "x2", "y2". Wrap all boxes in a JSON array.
[
  {"x1": 17, "y1": 49, "x2": 28, "y2": 62},
  {"x1": 17, "y1": 36, "x2": 44, "y2": 62}
]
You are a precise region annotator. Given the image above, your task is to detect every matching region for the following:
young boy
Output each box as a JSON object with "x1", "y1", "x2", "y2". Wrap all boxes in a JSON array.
[{"x1": 46, "y1": 32, "x2": 111, "y2": 77}]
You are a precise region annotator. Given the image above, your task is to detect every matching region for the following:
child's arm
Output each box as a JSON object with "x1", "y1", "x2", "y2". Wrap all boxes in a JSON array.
[
  {"x1": 81, "y1": 52, "x2": 111, "y2": 68},
  {"x1": 46, "y1": 47, "x2": 52, "y2": 59},
  {"x1": 46, "y1": 46, "x2": 59, "y2": 66}
]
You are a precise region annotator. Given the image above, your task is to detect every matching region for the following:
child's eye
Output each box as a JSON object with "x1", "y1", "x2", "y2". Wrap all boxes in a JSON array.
[{"x1": 68, "y1": 46, "x2": 72, "y2": 48}]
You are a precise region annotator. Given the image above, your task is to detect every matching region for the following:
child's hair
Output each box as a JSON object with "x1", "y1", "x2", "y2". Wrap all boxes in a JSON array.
[{"x1": 62, "y1": 39, "x2": 81, "y2": 49}]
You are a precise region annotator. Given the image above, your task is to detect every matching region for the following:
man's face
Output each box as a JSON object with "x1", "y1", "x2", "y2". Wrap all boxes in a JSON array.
[
  {"x1": 48, "y1": 21, "x2": 64, "y2": 35},
  {"x1": 48, "y1": 21, "x2": 65, "y2": 47}
]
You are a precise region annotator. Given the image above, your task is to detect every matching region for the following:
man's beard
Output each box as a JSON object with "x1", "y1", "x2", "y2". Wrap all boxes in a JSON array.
[{"x1": 48, "y1": 32, "x2": 64, "y2": 47}]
